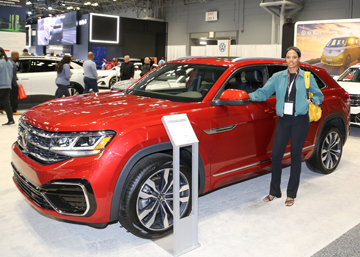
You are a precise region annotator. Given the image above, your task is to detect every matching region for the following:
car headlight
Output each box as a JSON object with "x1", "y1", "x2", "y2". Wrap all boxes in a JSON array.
[{"x1": 49, "y1": 130, "x2": 116, "y2": 157}]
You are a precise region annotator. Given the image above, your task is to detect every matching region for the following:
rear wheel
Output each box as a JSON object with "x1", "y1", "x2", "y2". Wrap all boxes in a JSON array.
[
  {"x1": 68, "y1": 83, "x2": 83, "y2": 96},
  {"x1": 306, "y1": 126, "x2": 343, "y2": 174},
  {"x1": 118, "y1": 153, "x2": 191, "y2": 239}
]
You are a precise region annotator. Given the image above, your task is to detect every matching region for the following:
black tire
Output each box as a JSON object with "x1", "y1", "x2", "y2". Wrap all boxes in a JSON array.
[
  {"x1": 306, "y1": 126, "x2": 343, "y2": 174},
  {"x1": 109, "y1": 77, "x2": 118, "y2": 88},
  {"x1": 118, "y1": 153, "x2": 191, "y2": 239},
  {"x1": 345, "y1": 55, "x2": 351, "y2": 68},
  {"x1": 68, "y1": 83, "x2": 84, "y2": 96}
]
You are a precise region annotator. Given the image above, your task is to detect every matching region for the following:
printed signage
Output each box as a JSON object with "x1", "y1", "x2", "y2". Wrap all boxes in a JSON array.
[
  {"x1": 205, "y1": 11, "x2": 218, "y2": 22},
  {"x1": 0, "y1": 0, "x2": 26, "y2": 32},
  {"x1": 295, "y1": 18, "x2": 360, "y2": 76}
]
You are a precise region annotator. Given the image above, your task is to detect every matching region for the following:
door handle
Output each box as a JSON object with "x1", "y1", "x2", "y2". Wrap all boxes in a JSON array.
[
  {"x1": 20, "y1": 78, "x2": 29, "y2": 80},
  {"x1": 265, "y1": 107, "x2": 276, "y2": 113}
]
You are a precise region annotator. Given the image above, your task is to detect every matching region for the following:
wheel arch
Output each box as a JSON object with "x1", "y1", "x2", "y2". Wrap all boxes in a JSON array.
[
  {"x1": 69, "y1": 81, "x2": 84, "y2": 94},
  {"x1": 315, "y1": 112, "x2": 348, "y2": 147},
  {"x1": 109, "y1": 142, "x2": 206, "y2": 223}
]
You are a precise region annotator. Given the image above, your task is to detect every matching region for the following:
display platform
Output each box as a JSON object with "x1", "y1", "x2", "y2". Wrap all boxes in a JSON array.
[{"x1": 1, "y1": 112, "x2": 360, "y2": 257}]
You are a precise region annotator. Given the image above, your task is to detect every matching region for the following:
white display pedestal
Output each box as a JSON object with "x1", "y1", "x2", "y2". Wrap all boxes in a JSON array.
[{"x1": 156, "y1": 114, "x2": 200, "y2": 256}]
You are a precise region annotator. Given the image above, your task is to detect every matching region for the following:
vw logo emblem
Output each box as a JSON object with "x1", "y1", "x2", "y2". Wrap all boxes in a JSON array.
[
  {"x1": 21, "y1": 128, "x2": 29, "y2": 149},
  {"x1": 301, "y1": 30, "x2": 306, "y2": 36},
  {"x1": 219, "y1": 42, "x2": 226, "y2": 52}
]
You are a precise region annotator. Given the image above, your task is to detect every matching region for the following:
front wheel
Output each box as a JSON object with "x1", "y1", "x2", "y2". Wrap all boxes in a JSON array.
[
  {"x1": 306, "y1": 126, "x2": 343, "y2": 174},
  {"x1": 118, "y1": 153, "x2": 191, "y2": 239},
  {"x1": 109, "y1": 76, "x2": 118, "y2": 88}
]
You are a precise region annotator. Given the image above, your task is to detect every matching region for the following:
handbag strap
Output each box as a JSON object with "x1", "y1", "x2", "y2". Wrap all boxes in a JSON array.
[{"x1": 304, "y1": 71, "x2": 311, "y2": 100}]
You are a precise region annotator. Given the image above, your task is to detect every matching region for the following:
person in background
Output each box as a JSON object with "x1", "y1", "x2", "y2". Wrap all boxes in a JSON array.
[
  {"x1": 9, "y1": 51, "x2": 21, "y2": 115},
  {"x1": 21, "y1": 48, "x2": 31, "y2": 56},
  {"x1": 103, "y1": 57, "x2": 116, "y2": 69},
  {"x1": 158, "y1": 57, "x2": 165, "y2": 65},
  {"x1": 116, "y1": 58, "x2": 121, "y2": 66},
  {"x1": 83, "y1": 52, "x2": 99, "y2": 94},
  {"x1": 248, "y1": 46, "x2": 324, "y2": 207},
  {"x1": 120, "y1": 55, "x2": 134, "y2": 80},
  {"x1": 50, "y1": 51, "x2": 55, "y2": 57},
  {"x1": 40, "y1": 53, "x2": 45, "y2": 56},
  {"x1": 0, "y1": 47, "x2": 15, "y2": 126},
  {"x1": 140, "y1": 57, "x2": 151, "y2": 77},
  {"x1": 55, "y1": 55, "x2": 72, "y2": 98}
]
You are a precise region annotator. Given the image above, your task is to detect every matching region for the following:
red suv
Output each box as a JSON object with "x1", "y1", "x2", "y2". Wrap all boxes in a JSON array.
[{"x1": 12, "y1": 57, "x2": 350, "y2": 239}]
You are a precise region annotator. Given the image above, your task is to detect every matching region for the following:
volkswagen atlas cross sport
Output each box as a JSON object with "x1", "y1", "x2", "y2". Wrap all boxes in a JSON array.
[{"x1": 12, "y1": 57, "x2": 350, "y2": 239}]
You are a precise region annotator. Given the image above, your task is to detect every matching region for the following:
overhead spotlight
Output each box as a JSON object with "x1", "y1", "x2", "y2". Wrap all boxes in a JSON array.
[
  {"x1": 76, "y1": 7, "x2": 80, "y2": 10},
  {"x1": 48, "y1": 6, "x2": 52, "y2": 10},
  {"x1": 91, "y1": 3, "x2": 98, "y2": 6},
  {"x1": 67, "y1": 6, "x2": 73, "y2": 9},
  {"x1": 27, "y1": 11, "x2": 32, "y2": 15},
  {"x1": 48, "y1": 14, "x2": 52, "y2": 16},
  {"x1": 26, "y1": 1, "x2": 31, "y2": 5},
  {"x1": 62, "y1": 3, "x2": 66, "y2": 6},
  {"x1": 84, "y1": 2, "x2": 91, "y2": 5}
]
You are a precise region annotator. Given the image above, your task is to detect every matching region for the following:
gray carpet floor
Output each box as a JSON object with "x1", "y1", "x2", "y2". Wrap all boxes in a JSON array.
[{"x1": 1, "y1": 112, "x2": 360, "y2": 257}]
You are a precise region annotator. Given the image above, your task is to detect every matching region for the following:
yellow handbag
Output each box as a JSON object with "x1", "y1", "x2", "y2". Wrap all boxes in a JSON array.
[{"x1": 304, "y1": 71, "x2": 322, "y2": 122}]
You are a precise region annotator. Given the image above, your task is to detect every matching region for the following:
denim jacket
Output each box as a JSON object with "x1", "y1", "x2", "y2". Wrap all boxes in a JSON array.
[
  {"x1": 248, "y1": 68, "x2": 324, "y2": 117},
  {"x1": 0, "y1": 58, "x2": 13, "y2": 89}
]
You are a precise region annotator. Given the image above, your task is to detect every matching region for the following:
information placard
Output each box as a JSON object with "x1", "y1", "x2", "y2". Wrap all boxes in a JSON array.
[{"x1": 162, "y1": 114, "x2": 198, "y2": 147}]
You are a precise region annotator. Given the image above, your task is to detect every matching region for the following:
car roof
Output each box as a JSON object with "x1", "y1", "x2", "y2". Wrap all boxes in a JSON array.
[{"x1": 19, "y1": 56, "x2": 62, "y2": 60}]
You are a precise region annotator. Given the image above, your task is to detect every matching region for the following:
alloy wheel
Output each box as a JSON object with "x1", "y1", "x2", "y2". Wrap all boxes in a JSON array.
[
  {"x1": 321, "y1": 131, "x2": 342, "y2": 170},
  {"x1": 136, "y1": 168, "x2": 190, "y2": 231}
]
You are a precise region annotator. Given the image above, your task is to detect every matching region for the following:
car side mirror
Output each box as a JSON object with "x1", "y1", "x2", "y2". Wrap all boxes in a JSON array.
[{"x1": 211, "y1": 89, "x2": 250, "y2": 106}]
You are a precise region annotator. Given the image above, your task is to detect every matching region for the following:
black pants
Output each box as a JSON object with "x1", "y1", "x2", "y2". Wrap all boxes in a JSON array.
[
  {"x1": 10, "y1": 84, "x2": 18, "y2": 112},
  {"x1": 0, "y1": 88, "x2": 14, "y2": 122},
  {"x1": 270, "y1": 114, "x2": 310, "y2": 199},
  {"x1": 83, "y1": 77, "x2": 99, "y2": 93},
  {"x1": 55, "y1": 84, "x2": 70, "y2": 98}
]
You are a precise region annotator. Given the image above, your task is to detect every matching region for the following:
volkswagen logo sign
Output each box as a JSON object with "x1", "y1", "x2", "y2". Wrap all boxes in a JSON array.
[
  {"x1": 21, "y1": 128, "x2": 29, "y2": 149},
  {"x1": 219, "y1": 42, "x2": 226, "y2": 53}
]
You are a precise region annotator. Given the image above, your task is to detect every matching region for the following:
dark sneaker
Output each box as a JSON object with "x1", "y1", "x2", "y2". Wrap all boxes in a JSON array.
[{"x1": 2, "y1": 121, "x2": 15, "y2": 126}]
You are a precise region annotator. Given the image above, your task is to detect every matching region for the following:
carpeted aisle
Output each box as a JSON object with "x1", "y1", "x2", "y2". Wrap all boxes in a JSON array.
[{"x1": 1, "y1": 112, "x2": 360, "y2": 257}]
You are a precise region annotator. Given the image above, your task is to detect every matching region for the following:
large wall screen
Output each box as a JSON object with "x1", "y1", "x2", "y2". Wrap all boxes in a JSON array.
[
  {"x1": 89, "y1": 13, "x2": 119, "y2": 44},
  {"x1": 37, "y1": 11, "x2": 77, "y2": 46}
]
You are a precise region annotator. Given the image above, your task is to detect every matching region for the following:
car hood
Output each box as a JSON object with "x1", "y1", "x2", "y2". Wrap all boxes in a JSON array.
[
  {"x1": 337, "y1": 81, "x2": 360, "y2": 95},
  {"x1": 22, "y1": 91, "x2": 199, "y2": 133}
]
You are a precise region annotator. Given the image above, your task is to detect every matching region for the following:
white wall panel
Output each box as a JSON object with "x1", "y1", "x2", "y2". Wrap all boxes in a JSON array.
[{"x1": 167, "y1": 45, "x2": 186, "y2": 61}]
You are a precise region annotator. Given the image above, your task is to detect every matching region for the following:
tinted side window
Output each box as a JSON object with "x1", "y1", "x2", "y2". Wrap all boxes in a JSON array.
[
  {"x1": 267, "y1": 65, "x2": 287, "y2": 78},
  {"x1": 32, "y1": 60, "x2": 57, "y2": 72},
  {"x1": 18, "y1": 60, "x2": 31, "y2": 73},
  {"x1": 302, "y1": 68, "x2": 326, "y2": 90}
]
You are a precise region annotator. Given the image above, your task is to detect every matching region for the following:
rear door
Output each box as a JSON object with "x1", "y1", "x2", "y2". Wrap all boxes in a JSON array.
[{"x1": 17, "y1": 59, "x2": 33, "y2": 103}]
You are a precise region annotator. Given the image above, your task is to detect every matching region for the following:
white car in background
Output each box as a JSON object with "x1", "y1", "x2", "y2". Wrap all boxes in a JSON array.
[
  {"x1": 97, "y1": 63, "x2": 142, "y2": 89},
  {"x1": 334, "y1": 63, "x2": 360, "y2": 125},
  {"x1": 17, "y1": 56, "x2": 84, "y2": 105}
]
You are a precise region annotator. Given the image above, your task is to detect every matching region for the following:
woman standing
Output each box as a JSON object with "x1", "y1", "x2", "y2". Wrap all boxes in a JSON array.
[
  {"x1": 248, "y1": 46, "x2": 324, "y2": 206},
  {"x1": 55, "y1": 55, "x2": 72, "y2": 98},
  {"x1": 0, "y1": 47, "x2": 15, "y2": 126}
]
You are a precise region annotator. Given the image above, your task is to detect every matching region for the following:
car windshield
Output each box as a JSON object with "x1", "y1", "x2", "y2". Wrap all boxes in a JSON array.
[
  {"x1": 338, "y1": 68, "x2": 360, "y2": 82},
  {"x1": 326, "y1": 38, "x2": 346, "y2": 47},
  {"x1": 127, "y1": 63, "x2": 227, "y2": 102}
]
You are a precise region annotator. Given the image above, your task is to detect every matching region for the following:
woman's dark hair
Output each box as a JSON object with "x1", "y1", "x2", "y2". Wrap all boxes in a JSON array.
[
  {"x1": 285, "y1": 46, "x2": 301, "y2": 58},
  {"x1": 56, "y1": 55, "x2": 71, "y2": 73},
  {"x1": 0, "y1": 47, "x2": 8, "y2": 61}
]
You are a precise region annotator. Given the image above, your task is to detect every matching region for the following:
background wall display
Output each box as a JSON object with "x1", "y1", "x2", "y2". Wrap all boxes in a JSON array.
[
  {"x1": 90, "y1": 13, "x2": 119, "y2": 44},
  {"x1": 0, "y1": 0, "x2": 26, "y2": 33},
  {"x1": 37, "y1": 11, "x2": 77, "y2": 46},
  {"x1": 295, "y1": 18, "x2": 360, "y2": 76},
  {"x1": 0, "y1": 31, "x2": 26, "y2": 54}
]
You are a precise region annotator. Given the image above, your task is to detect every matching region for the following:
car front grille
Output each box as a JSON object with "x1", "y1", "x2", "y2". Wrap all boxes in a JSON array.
[
  {"x1": 17, "y1": 120, "x2": 70, "y2": 165},
  {"x1": 349, "y1": 94, "x2": 360, "y2": 107},
  {"x1": 13, "y1": 165, "x2": 96, "y2": 217},
  {"x1": 13, "y1": 168, "x2": 52, "y2": 210}
]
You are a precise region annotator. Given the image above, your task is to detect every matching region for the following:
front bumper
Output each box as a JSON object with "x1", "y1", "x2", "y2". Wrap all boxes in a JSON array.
[
  {"x1": 11, "y1": 142, "x2": 117, "y2": 224},
  {"x1": 321, "y1": 55, "x2": 344, "y2": 66}
]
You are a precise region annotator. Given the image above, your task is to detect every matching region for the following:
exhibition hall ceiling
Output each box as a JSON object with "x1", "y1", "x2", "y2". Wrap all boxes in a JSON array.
[{"x1": 26, "y1": 0, "x2": 218, "y2": 22}]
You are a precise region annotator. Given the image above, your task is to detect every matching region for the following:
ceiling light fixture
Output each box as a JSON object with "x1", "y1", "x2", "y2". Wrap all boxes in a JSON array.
[
  {"x1": 84, "y1": 2, "x2": 91, "y2": 5},
  {"x1": 26, "y1": 1, "x2": 31, "y2": 5},
  {"x1": 48, "y1": 6, "x2": 52, "y2": 10},
  {"x1": 91, "y1": 3, "x2": 99, "y2": 6}
]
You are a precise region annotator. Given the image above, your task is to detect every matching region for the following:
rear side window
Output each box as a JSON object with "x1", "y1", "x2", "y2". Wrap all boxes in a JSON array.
[
  {"x1": 267, "y1": 65, "x2": 326, "y2": 90},
  {"x1": 31, "y1": 60, "x2": 58, "y2": 72},
  {"x1": 18, "y1": 60, "x2": 31, "y2": 73}
]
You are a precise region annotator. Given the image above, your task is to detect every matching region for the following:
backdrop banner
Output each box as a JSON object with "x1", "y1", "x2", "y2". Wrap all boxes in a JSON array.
[{"x1": 0, "y1": 0, "x2": 26, "y2": 33}]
